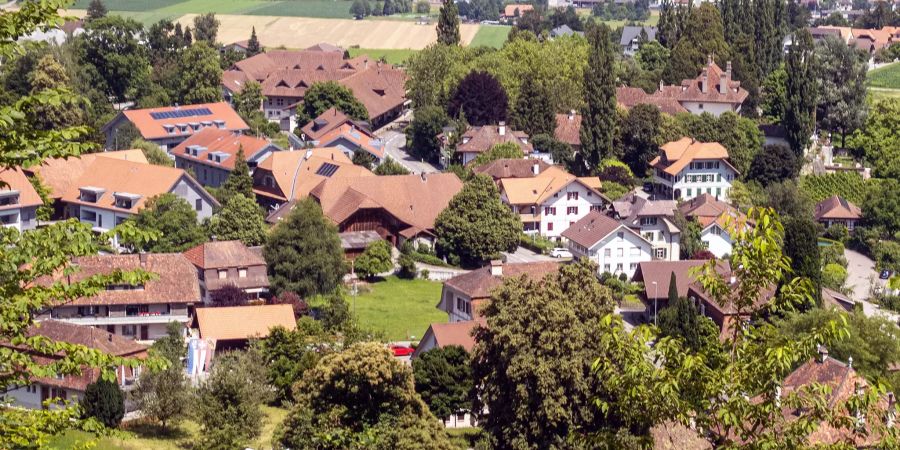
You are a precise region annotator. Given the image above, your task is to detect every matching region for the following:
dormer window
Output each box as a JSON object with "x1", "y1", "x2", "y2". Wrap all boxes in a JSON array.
[
  {"x1": 113, "y1": 192, "x2": 141, "y2": 210},
  {"x1": 213, "y1": 120, "x2": 226, "y2": 129},
  {"x1": 78, "y1": 186, "x2": 106, "y2": 203},
  {"x1": 189, "y1": 122, "x2": 201, "y2": 130},
  {"x1": 207, "y1": 151, "x2": 230, "y2": 164},
  {"x1": 163, "y1": 124, "x2": 176, "y2": 135},
  {"x1": 176, "y1": 123, "x2": 188, "y2": 133},
  {"x1": 0, "y1": 190, "x2": 20, "y2": 207},
  {"x1": 201, "y1": 120, "x2": 213, "y2": 128},
  {"x1": 373, "y1": 88, "x2": 386, "y2": 96}
]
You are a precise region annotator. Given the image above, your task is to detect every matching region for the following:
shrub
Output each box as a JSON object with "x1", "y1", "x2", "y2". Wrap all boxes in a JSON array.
[
  {"x1": 398, "y1": 254, "x2": 417, "y2": 279},
  {"x1": 420, "y1": 269, "x2": 430, "y2": 280},
  {"x1": 823, "y1": 224, "x2": 849, "y2": 244},
  {"x1": 519, "y1": 233, "x2": 555, "y2": 255},
  {"x1": 81, "y1": 378, "x2": 125, "y2": 428}
]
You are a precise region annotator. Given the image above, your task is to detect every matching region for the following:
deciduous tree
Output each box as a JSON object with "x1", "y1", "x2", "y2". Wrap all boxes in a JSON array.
[
  {"x1": 620, "y1": 103, "x2": 661, "y2": 177},
  {"x1": 177, "y1": 42, "x2": 222, "y2": 104},
  {"x1": 299, "y1": 81, "x2": 368, "y2": 126},
  {"x1": 207, "y1": 194, "x2": 267, "y2": 246},
  {"x1": 469, "y1": 142, "x2": 524, "y2": 167},
  {"x1": 784, "y1": 29, "x2": 817, "y2": 156},
  {"x1": 373, "y1": 156, "x2": 411, "y2": 175},
  {"x1": 354, "y1": 239, "x2": 394, "y2": 279},
  {"x1": 747, "y1": 144, "x2": 800, "y2": 185},
  {"x1": 124, "y1": 193, "x2": 207, "y2": 253},
  {"x1": 133, "y1": 322, "x2": 189, "y2": 430},
  {"x1": 447, "y1": 71, "x2": 508, "y2": 126},
  {"x1": 26, "y1": 54, "x2": 83, "y2": 130},
  {"x1": 192, "y1": 13, "x2": 219, "y2": 44},
  {"x1": 412, "y1": 345, "x2": 472, "y2": 421},
  {"x1": 85, "y1": 0, "x2": 107, "y2": 22},
  {"x1": 74, "y1": 15, "x2": 150, "y2": 102},
  {"x1": 131, "y1": 138, "x2": 174, "y2": 167},
  {"x1": 511, "y1": 72, "x2": 555, "y2": 137},
  {"x1": 406, "y1": 105, "x2": 448, "y2": 163},
  {"x1": 254, "y1": 323, "x2": 328, "y2": 404},
  {"x1": 848, "y1": 99, "x2": 900, "y2": 180},
  {"x1": 815, "y1": 35, "x2": 868, "y2": 147}
]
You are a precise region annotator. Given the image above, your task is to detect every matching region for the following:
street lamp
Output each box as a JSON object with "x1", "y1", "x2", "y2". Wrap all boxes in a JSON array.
[{"x1": 652, "y1": 281, "x2": 658, "y2": 326}]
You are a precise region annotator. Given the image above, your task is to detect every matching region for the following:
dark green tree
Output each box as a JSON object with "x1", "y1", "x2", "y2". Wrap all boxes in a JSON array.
[
  {"x1": 656, "y1": 0, "x2": 679, "y2": 49},
  {"x1": 761, "y1": 66, "x2": 787, "y2": 123},
  {"x1": 664, "y1": 4, "x2": 731, "y2": 83},
  {"x1": 263, "y1": 198, "x2": 347, "y2": 297},
  {"x1": 747, "y1": 144, "x2": 800, "y2": 185},
  {"x1": 246, "y1": 27, "x2": 261, "y2": 56},
  {"x1": 74, "y1": 15, "x2": 150, "y2": 102},
  {"x1": 350, "y1": 0, "x2": 369, "y2": 17},
  {"x1": 207, "y1": 194, "x2": 268, "y2": 246},
  {"x1": 848, "y1": 99, "x2": 900, "y2": 180},
  {"x1": 532, "y1": 134, "x2": 574, "y2": 173},
  {"x1": 863, "y1": 179, "x2": 900, "y2": 234},
  {"x1": 26, "y1": 54, "x2": 84, "y2": 131},
  {"x1": 472, "y1": 259, "x2": 616, "y2": 447},
  {"x1": 254, "y1": 323, "x2": 328, "y2": 404},
  {"x1": 81, "y1": 378, "x2": 125, "y2": 428},
  {"x1": 351, "y1": 150, "x2": 376, "y2": 170},
  {"x1": 85, "y1": 0, "x2": 107, "y2": 22},
  {"x1": 354, "y1": 239, "x2": 394, "y2": 279},
  {"x1": 578, "y1": 22, "x2": 617, "y2": 176},
  {"x1": 782, "y1": 216, "x2": 822, "y2": 306},
  {"x1": 447, "y1": 71, "x2": 508, "y2": 127},
  {"x1": 373, "y1": 156, "x2": 411, "y2": 175},
  {"x1": 299, "y1": 81, "x2": 368, "y2": 126},
  {"x1": 470, "y1": 142, "x2": 524, "y2": 167},
  {"x1": 193, "y1": 13, "x2": 219, "y2": 43},
  {"x1": 435, "y1": 174, "x2": 521, "y2": 266},
  {"x1": 620, "y1": 103, "x2": 661, "y2": 177},
  {"x1": 219, "y1": 149, "x2": 254, "y2": 204},
  {"x1": 783, "y1": 29, "x2": 817, "y2": 156},
  {"x1": 124, "y1": 193, "x2": 207, "y2": 253},
  {"x1": 412, "y1": 345, "x2": 472, "y2": 421},
  {"x1": 177, "y1": 42, "x2": 223, "y2": 104},
  {"x1": 406, "y1": 105, "x2": 448, "y2": 163},
  {"x1": 437, "y1": 0, "x2": 461, "y2": 45},
  {"x1": 656, "y1": 294, "x2": 719, "y2": 354},
  {"x1": 815, "y1": 35, "x2": 867, "y2": 147},
  {"x1": 511, "y1": 73, "x2": 555, "y2": 137}
]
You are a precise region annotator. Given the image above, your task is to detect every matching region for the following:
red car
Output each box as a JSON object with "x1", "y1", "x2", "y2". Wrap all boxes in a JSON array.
[{"x1": 390, "y1": 344, "x2": 414, "y2": 357}]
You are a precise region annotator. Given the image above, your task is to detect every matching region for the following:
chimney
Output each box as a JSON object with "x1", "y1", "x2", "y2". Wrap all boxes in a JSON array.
[
  {"x1": 817, "y1": 344, "x2": 829, "y2": 363},
  {"x1": 568, "y1": 109, "x2": 575, "y2": 121},
  {"x1": 659, "y1": 79, "x2": 664, "y2": 92},
  {"x1": 848, "y1": 356, "x2": 853, "y2": 369},
  {"x1": 211, "y1": 235, "x2": 217, "y2": 242},
  {"x1": 139, "y1": 252, "x2": 149, "y2": 267},
  {"x1": 498, "y1": 121, "x2": 506, "y2": 136},
  {"x1": 305, "y1": 149, "x2": 313, "y2": 160},
  {"x1": 726, "y1": 61, "x2": 732, "y2": 77},
  {"x1": 701, "y1": 70, "x2": 709, "y2": 93},
  {"x1": 490, "y1": 260, "x2": 503, "y2": 276},
  {"x1": 719, "y1": 69, "x2": 728, "y2": 95},
  {"x1": 532, "y1": 162, "x2": 540, "y2": 176}
]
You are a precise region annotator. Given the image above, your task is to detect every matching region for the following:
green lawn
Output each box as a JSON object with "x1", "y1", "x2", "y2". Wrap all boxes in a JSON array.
[
  {"x1": 74, "y1": 0, "x2": 359, "y2": 21},
  {"x1": 469, "y1": 25, "x2": 511, "y2": 48},
  {"x1": 245, "y1": 0, "x2": 357, "y2": 18},
  {"x1": 867, "y1": 62, "x2": 900, "y2": 89},
  {"x1": 347, "y1": 47, "x2": 418, "y2": 65},
  {"x1": 50, "y1": 406, "x2": 288, "y2": 450},
  {"x1": 351, "y1": 275, "x2": 445, "y2": 341}
]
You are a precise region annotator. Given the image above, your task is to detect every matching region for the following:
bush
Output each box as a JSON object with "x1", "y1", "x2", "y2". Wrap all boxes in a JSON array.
[
  {"x1": 822, "y1": 263, "x2": 848, "y2": 291},
  {"x1": 354, "y1": 240, "x2": 394, "y2": 279},
  {"x1": 415, "y1": 0, "x2": 430, "y2": 13},
  {"x1": 420, "y1": 268, "x2": 430, "y2": 280},
  {"x1": 409, "y1": 251, "x2": 449, "y2": 267},
  {"x1": 81, "y1": 378, "x2": 125, "y2": 428},
  {"x1": 823, "y1": 224, "x2": 850, "y2": 244},
  {"x1": 398, "y1": 254, "x2": 417, "y2": 279},
  {"x1": 519, "y1": 233, "x2": 555, "y2": 255}
]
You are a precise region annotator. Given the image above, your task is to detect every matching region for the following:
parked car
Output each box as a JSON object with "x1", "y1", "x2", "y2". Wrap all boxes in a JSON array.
[
  {"x1": 881, "y1": 270, "x2": 894, "y2": 280},
  {"x1": 389, "y1": 344, "x2": 414, "y2": 357},
  {"x1": 550, "y1": 248, "x2": 572, "y2": 258}
]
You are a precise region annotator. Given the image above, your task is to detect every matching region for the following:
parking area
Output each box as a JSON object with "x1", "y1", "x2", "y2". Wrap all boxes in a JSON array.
[{"x1": 502, "y1": 247, "x2": 561, "y2": 264}]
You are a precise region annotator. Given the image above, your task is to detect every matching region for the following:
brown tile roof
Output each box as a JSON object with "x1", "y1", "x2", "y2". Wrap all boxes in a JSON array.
[
  {"x1": 616, "y1": 87, "x2": 689, "y2": 115},
  {"x1": 25, "y1": 150, "x2": 148, "y2": 200},
  {"x1": 338, "y1": 65, "x2": 408, "y2": 121},
  {"x1": 687, "y1": 277, "x2": 776, "y2": 316},
  {"x1": 650, "y1": 137, "x2": 735, "y2": 177},
  {"x1": 503, "y1": 4, "x2": 533, "y2": 16},
  {"x1": 60, "y1": 157, "x2": 209, "y2": 214},
  {"x1": 617, "y1": 58, "x2": 748, "y2": 112},
  {"x1": 0, "y1": 167, "x2": 43, "y2": 211},
  {"x1": 112, "y1": 102, "x2": 248, "y2": 141},
  {"x1": 632, "y1": 260, "x2": 723, "y2": 300},
  {"x1": 456, "y1": 125, "x2": 533, "y2": 156},
  {"x1": 499, "y1": 166, "x2": 605, "y2": 205},
  {"x1": 561, "y1": 210, "x2": 641, "y2": 249},
  {"x1": 444, "y1": 261, "x2": 560, "y2": 299},
  {"x1": 422, "y1": 320, "x2": 480, "y2": 353},
  {"x1": 193, "y1": 304, "x2": 296, "y2": 341},
  {"x1": 314, "y1": 123, "x2": 385, "y2": 159},
  {"x1": 183, "y1": 240, "x2": 266, "y2": 269},
  {"x1": 815, "y1": 195, "x2": 861, "y2": 221},
  {"x1": 678, "y1": 193, "x2": 745, "y2": 229},
  {"x1": 252, "y1": 147, "x2": 373, "y2": 203},
  {"x1": 306, "y1": 42, "x2": 343, "y2": 52},
  {"x1": 474, "y1": 158, "x2": 552, "y2": 180},
  {"x1": 612, "y1": 194, "x2": 678, "y2": 229},
  {"x1": 26, "y1": 320, "x2": 147, "y2": 356},
  {"x1": 46, "y1": 253, "x2": 200, "y2": 306},
  {"x1": 299, "y1": 107, "x2": 351, "y2": 141},
  {"x1": 310, "y1": 173, "x2": 463, "y2": 234},
  {"x1": 554, "y1": 112, "x2": 582, "y2": 146},
  {"x1": 171, "y1": 128, "x2": 277, "y2": 170}
]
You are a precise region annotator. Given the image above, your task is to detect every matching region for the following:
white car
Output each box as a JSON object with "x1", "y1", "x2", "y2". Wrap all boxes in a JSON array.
[{"x1": 550, "y1": 248, "x2": 572, "y2": 258}]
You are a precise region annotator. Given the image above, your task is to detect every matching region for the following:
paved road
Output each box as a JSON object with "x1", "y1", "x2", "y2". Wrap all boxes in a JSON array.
[
  {"x1": 376, "y1": 129, "x2": 440, "y2": 174},
  {"x1": 844, "y1": 249, "x2": 880, "y2": 302},
  {"x1": 502, "y1": 246, "x2": 560, "y2": 263}
]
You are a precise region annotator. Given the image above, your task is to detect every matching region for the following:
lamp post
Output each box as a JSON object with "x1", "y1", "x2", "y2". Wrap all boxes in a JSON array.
[{"x1": 652, "y1": 281, "x2": 658, "y2": 326}]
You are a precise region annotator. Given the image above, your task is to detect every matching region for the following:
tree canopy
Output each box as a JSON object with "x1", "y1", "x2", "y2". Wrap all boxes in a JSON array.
[
  {"x1": 436, "y1": 0, "x2": 460, "y2": 45},
  {"x1": 578, "y1": 22, "x2": 617, "y2": 175},
  {"x1": 207, "y1": 193, "x2": 268, "y2": 246},
  {"x1": 124, "y1": 193, "x2": 207, "y2": 253},
  {"x1": 447, "y1": 71, "x2": 509, "y2": 126},
  {"x1": 412, "y1": 345, "x2": 472, "y2": 420},
  {"x1": 299, "y1": 81, "x2": 368, "y2": 126}
]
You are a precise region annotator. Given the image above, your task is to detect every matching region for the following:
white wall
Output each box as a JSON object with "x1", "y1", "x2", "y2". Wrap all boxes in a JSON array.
[
  {"x1": 1, "y1": 206, "x2": 37, "y2": 232},
  {"x1": 170, "y1": 178, "x2": 216, "y2": 220},
  {"x1": 439, "y1": 285, "x2": 475, "y2": 323},
  {"x1": 3, "y1": 384, "x2": 80, "y2": 410},
  {"x1": 569, "y1": 227, "x2": 653, "y2": 278},
  {"x1": 635, "y1": 220, "x2": 680, "y2": 261},
  {"x1": 538, "y1": 182, "x2": 606, "y2": 239},
  {"x1": 701, "y1": 224, "x2": 733, "y2": 258},
  {"x1": 681, "y1": 101, "x2": 739, "y2": 117},
  {"x1": 77, "y1": 205, "x2": 128, "y2": 232},
  {"x1": 657, "y1": 160, "x2": 736, "y2": 202}
]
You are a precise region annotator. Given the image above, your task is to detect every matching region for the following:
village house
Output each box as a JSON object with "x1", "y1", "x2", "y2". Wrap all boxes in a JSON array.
[
  {"x1": 309, "y1": 172, "x2": 463, "y2": 247},
  {"x1": 811, "y1": 25, "x2": 899, "y2": 54},
  {"x1": 495, "y1": 163, "x2": 607, "y2": 239},
  {"x1": 437, "y1": 260, "x2": 560, "y2": 322},
  {"x1": 617, "y1": 56, "x2": 749, "y2": 116},
  {"x1": 447, "y1": 122, "x2": 534, "y2": 165},
  {"x1": 650, "y1": 137, "x2": 739, "y2": 202},
  {"x1": 814, "y1": 195, "x2": 862, "y2": 230},
  {"x1": 562, "y1": 210, "x2": 654, "y2": 278},
  {"x1": 679, "y1": 193, "x2": 745, "y2": 258},
  {"x1": 554, "y1": 110, "x2": 582, "y2": 153},
  {"x1": 35, "y1": 253, "x2": 201, "y2": 342},
  {"x1": 687, "y1": 276, "x2": 775, "y2": 339},
  {"x1": 191, "y1": 304, "x2": 296, "y2": 351},
  {"x1": 474, "y1": 158, "x2": 553, "y2": 181},
  {"x1": 253, "y1": 147, "x2": 374, "y2": 212},
  {"x1": 102, "y1": 102, "x2": 249, "y2": 151},
  {"x1": 171, "y1": 127, "x2": 282, "y2": 187},
  {"x1": 58, "y1": 157, "x2": 218, "y2": 235},
  {"x1": 632, "y1": 260, "x2": 726, "y2": 323},
  {"x1": 619, "y1": 26, "x2": 657, "y2": 56},
  {"x1": 1, "y1": 320, "x2": 147, "y2": 409},
  {"x1": 221, "y1": 47, "x2": 407, "y2": 131},
  {"x1": 295, "y1": 109, "x2": 385, "y2": 162},
  {"x1": 612, "y1": 193, "x2": 680, "y2": 261},
  {"x1": 502, "y1": 3, "x2": 534, "y2": 22},
  {"x1": 0, "y1": 168, "x2": 42, "y2": 232},
  {"x1": 184, "y1": 240, "x2": 269, "y2": 303}
]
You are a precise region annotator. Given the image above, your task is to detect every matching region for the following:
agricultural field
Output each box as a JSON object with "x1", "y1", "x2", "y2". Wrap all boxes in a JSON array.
[
  {"x1": 470, "y1": 25, "x2": 512, "y2": 48},
  {"x1": 867, "y1": 62, "x2": 900, "y2": 102},
  {"x1": 347, "y1": 47, "x2": 418, "y2": 64}
]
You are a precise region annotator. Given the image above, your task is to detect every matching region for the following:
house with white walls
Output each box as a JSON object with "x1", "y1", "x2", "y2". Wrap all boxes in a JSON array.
[
  {"x1": 101, "y1": 102, "x2": 248, "y2": 151},
  {"x1": 496, "y1": 163, "x2": 608, "y2": 240},
  {"x1": 447, "y1": 123, "x2": 534, "y2": 166},
  {"x1": 611, "y1": 193, "x2": 680, "y2": 261},
  {"x1": 0, "y1": 168, "x2": 42, "y2": 232},
  {"x1": 172, "y1": 127, "x2": 282, "y2": 188},
  {"x1": 679, "y1": 193, "x2": 746, "y2": 258},
  {"x1": 650, "y1": 137, "x2": 738, "y2": 202},
  {"x1": 562, "y1": 210, "x2": 654, "y2": 278}
]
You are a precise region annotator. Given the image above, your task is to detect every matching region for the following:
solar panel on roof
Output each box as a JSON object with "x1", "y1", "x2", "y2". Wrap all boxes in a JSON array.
[
  {"x1": 315, "y1": 163, "x2": 339, "y2": 177},
  {"x1": 150, "y1": 107, "x2": 214, "y2": 120}
]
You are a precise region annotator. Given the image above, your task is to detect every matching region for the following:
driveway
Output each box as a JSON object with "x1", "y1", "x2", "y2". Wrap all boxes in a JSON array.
[
  {"x1": 844, "y1": 249, "x2": 881, "y2": 302},
  {"x1": 376, "y1": 129, "x2": 440, "y2": 174},
  {"x1": 502, "y1": 247, "x2": 560, "y2": 264}
]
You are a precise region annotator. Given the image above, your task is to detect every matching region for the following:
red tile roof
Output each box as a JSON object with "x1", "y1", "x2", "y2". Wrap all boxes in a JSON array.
[
  {"x1": 422, "y1": 320, "x2": 480, "y2": 352},
  {"x1": 650, "y1": 138, "x2": 735, "y2": 177},
  {"x1": 314, "y1": 123, "x2": 385, "y2": 159},
  {"x1": 814, "y1": 195, "x2": 861, "y2": 221},
  {"x1": 554, "y1": 112, "x2": 582, "y2": 146},
  {"x1": 252, "y1": 147, "x2": 373, "y2": 203},
  {"x1": 474, "y1": 158, "x2": 553, "y2": 180},
  {"x1": 112, "y1": 102, "x2": 248, "y2": 141},
  {"x1": 0, "y1": 167, "x2": 43, "y2": 211},
  {"x1": 617, "y1": 58, "x2": 748, "y2": 113},
  {"x1": 632, "y1": 260, "x2": 723, "y2": 300},
  {"x1": 444, "y1": 261, "x2": 560, "y2": 300},
  {"x1": 679, "y1": 193, "x2": 745, "y2": 229},
  {"x1": 183, "y1": 240, "x2": 266, "y2": 269},
  {"x1": 455, "y1": 124, "x2": 533, "y2": 156},
  {"x1": 193, "y1": 304, "x2": 296, "y2": 341},
  {"x1": 616, "y1": 87, "x2": 689, "y2": 115},
  {"x1": 561, "y1": 210, "x2": 639, "y2": 249},
  {"x1": 299, "y1": 107, "x2": 351, "y2": 141},
  {"x1": 25, "y1": 150, "x2": 148, "y2": 200},
  {"x1": 170, "y1": 128, "x2": 277, "y2": 170}
]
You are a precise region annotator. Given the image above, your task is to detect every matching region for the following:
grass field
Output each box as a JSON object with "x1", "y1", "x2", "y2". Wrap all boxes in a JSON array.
[
  {"x1": 351, "y1": 275, "x2": 445, "y2": 341},
  {"x1": 470, "y1": 25, "x2": 511, "y2": 48},
  {"x1": 49, "y1": 406, "x2": 288, "y2": 450},
  {"x1": 347, "y1": 47, "x2": 418, "y2": 64},
  {"x1": 866, "y1": 62, "x2": 900, "y2": 102}
]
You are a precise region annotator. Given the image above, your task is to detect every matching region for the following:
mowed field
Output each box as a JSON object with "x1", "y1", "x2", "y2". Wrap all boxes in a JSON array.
[
  {"x1": 175, "y1": 13, "x2": 479, "y2": 49},
  {"x1": 866, "y1": 62, "x2": 900, "y2": 102}
]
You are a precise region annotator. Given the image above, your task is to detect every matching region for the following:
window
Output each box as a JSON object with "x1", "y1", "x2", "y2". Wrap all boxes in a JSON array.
[
  {"x1": 717, "y1": 174, "x2": 722, "y2": 182},
  {"x1": 617, "y1": 248, "x2": 624, "y2": 257},
  {"x1": 712, "y1": 226, "x2": 722, "y2": 236},
  {"x1": 218, "y1": 270, "x2": 227, "y2": 279},
  {"x1": 707, "y1": 188, "x2": 712, "y2": 194},
  {"x1": 615, "y1": 263, "x2": 623, "y2": 272},
  {"x1": 276, "y1": 98, "x2": 284, "y2": 106},
  {"x1": 547, "y1": 222, "x2": 553, "y2": 231},
  {"x1": 630, "y1": 247, "x2": 640, "y2": 256},
  {"x1": 706, "y1": 162, "x2": 715, "y2": 169},
  {"x1": 567, "y1": 206, "x2": 578, "y2": 215},
  {"x1": 604, "y1": 248, "x2": 611, "y2": 257},
  {"x1": 640, "y1": 217, "x2": 657, "y2": 226},
  {"x1": 544, "y1": 207, "x2": 556, "y2": 215},
  {"x1": 629, "y1": 263, "x2": 638, "y2": 271},
  {"x1": 643, "y1": 232, "x2": 653, "y2": 241},
  {"x1": 195, "y1": 199, "x2": 202, "y2": 211},
  {"x1": 716, "y1": 187, "x2": 721, "y2": 197},
  {"x1": 604, "y1": 264, "x2": 611, "y2": 272},
  {"x1": 122, "y1": 325, "x2": 137, "y2": 336},
  {"x1": 567, "y1": 192, "x2": 579, "y2": 200},
  {"x1": 698, "y1": 103, "x2": 704, "y2": 109},
  {"x1": 687, "y1": 188, "x2": 692, "y2": 197},
  {"x1": 617, "y1": 232, "x2": 624, "y2": 240},
  {"x1": 239, "y1": 268, "x2": 247, "y2": 278},
  {"x1": 655, "y1": 248, "x2": 667, "y2": 259},
  {"x1": 0, "y1": 213, "x2": 16, "y2": 224},
  {"x1": 456, "y1": 412, "x2": 466, "y2": 421}
]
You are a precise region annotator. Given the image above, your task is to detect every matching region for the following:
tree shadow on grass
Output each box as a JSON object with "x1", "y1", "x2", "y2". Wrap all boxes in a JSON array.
[{"x1": 121, "y1": 419, "x2": 192, "y2": 447}]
